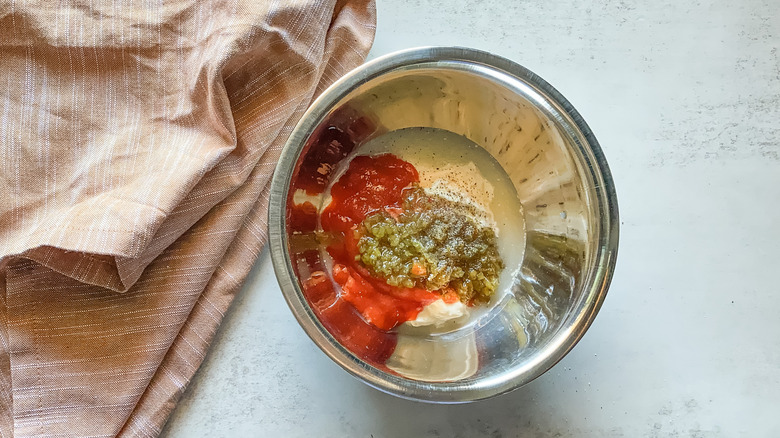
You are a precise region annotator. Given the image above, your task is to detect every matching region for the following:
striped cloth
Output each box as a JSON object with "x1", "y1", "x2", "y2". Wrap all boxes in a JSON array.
[{"x1": 0, "y1": 0, "x2": 376, "y2": 436}]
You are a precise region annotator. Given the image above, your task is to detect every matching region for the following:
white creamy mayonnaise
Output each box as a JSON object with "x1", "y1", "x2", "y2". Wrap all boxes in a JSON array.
[{"x1": 406, "y1": 298, "x2": 470, "y2": 328}]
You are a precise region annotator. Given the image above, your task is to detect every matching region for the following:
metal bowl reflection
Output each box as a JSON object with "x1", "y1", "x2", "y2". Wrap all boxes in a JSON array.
[{"x1": 268, "y1": 47, "x2": 619, "y2": 402}]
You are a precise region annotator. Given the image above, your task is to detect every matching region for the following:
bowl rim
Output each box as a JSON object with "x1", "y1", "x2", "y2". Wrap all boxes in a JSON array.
[{"x1": 268, "y1": 46, "x2": 619, "y2": 403}]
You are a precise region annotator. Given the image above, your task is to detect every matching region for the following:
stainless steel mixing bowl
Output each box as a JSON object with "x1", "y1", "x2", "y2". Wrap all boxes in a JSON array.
[{"x1": 268, "y1": 47, "x2": 619, "y2": 402}]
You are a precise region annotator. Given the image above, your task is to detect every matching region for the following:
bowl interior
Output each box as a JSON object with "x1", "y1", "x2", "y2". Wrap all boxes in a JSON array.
[{"x1": 272, "y1": 49, "x2": 617, "y2": 402}]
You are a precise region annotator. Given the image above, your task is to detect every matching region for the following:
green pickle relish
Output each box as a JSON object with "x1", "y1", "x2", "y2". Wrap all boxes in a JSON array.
[{"x1": 357, "y1": 186, "x2": 504, "y2": 304}]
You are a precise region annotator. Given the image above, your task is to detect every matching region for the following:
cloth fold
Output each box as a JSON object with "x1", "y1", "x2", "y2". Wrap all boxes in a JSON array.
[{"x1": 0, "y1": 0, "x2": 376, "y2": 436}]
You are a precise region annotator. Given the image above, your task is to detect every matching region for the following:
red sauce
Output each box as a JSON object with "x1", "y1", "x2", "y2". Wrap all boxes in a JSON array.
[
  {"x1": 301, "y1": 265, "x2": 396, "y2": 364},
  {"x1": 319, "y1": 154, "x2": 440, "y2": 332},
  {"x1": 294, "y1": 154, "x2": 451, "y2": 366},
  {"x1": 331, "y1": 264, "x2": 439, "y2": 331},
  {"x1": 321, "y1": 154, "x2": 419, "y2": 233}
]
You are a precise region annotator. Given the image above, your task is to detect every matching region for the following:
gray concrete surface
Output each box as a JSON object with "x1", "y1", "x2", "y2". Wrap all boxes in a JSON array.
[{"x1": 161, "y1": 0, "x2": 780, "y2": 436}]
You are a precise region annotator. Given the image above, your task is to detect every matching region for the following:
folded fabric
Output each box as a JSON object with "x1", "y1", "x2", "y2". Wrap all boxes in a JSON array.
[{"x1": 0, "y1": 0, "x2": 376, "y2": 436}]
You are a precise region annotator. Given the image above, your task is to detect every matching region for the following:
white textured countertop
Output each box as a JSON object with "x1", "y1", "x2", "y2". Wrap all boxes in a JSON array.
[{"x1": 162, "y1": 1, "x2": 780, "y2": 436}]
